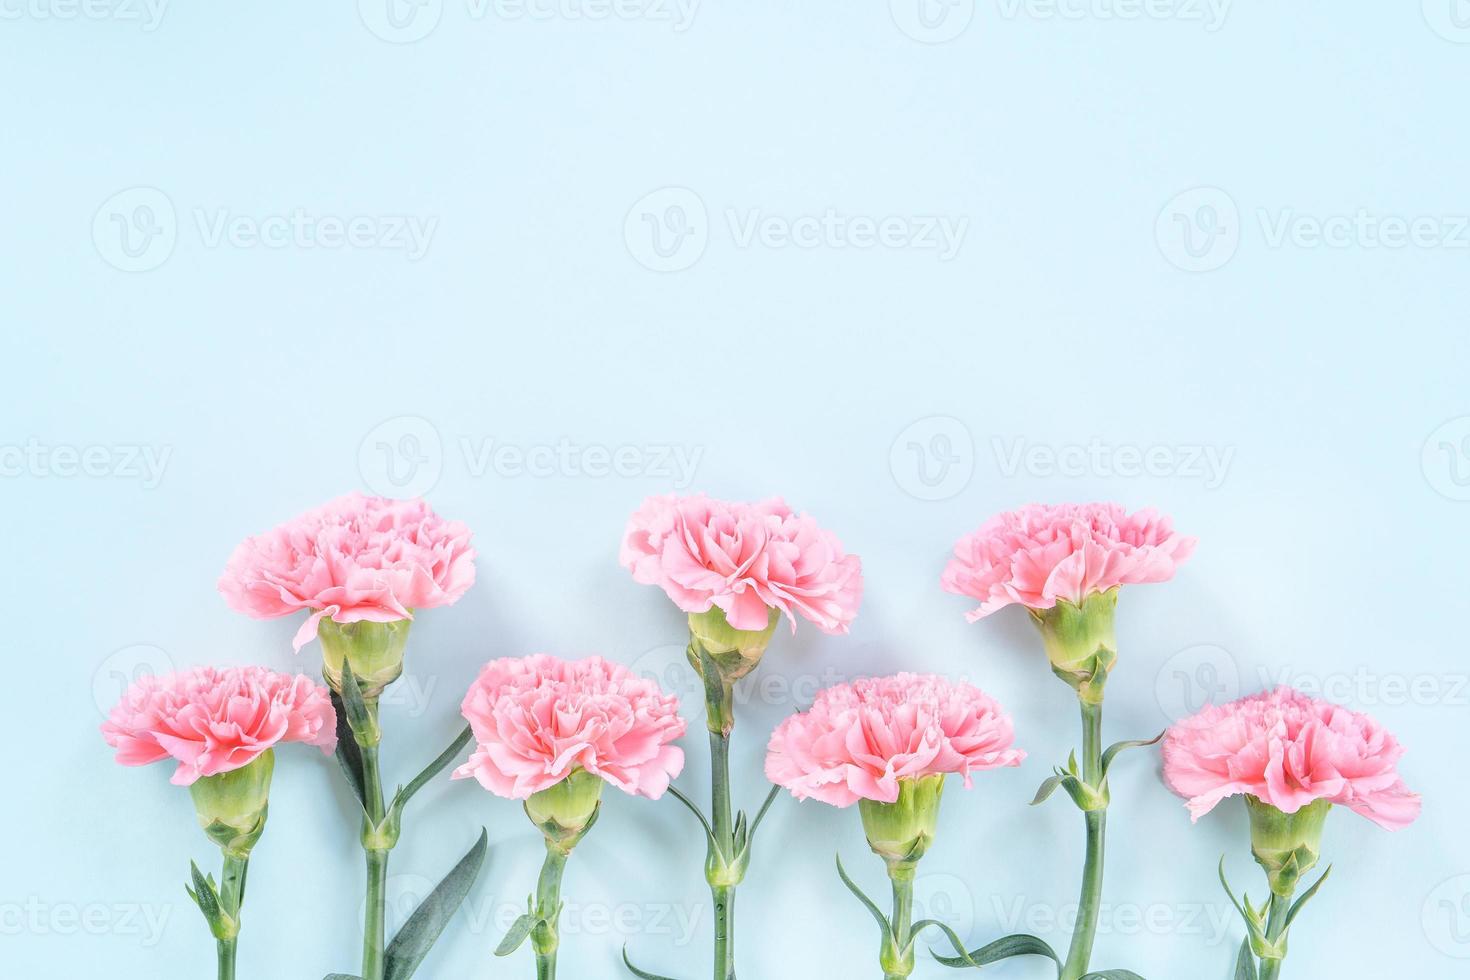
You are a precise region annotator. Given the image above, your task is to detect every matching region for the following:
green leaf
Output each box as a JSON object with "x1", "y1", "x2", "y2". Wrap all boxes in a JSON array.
[
  {"x1": 494, "y1": 912, "x2": 539, "y2": 956},
  {"x1": 324, "y1": 975, "x2": 365, "y2": 980},
  {"x1": 1081, "y1": 972, "x2": 1147, "y2": 979},
  {"x1": 621, "y1": 945, "x2": 681, "y2": 980},
  {"x1": 382, "y1": 829, "x2": 488, "y2": 980},
  {"x1": 187, "y1": 861, "x2": 221, "y2": 923},
  {"x1": 1282, "y1": 864, "x2": 1332, "y2": 933},
  {"x1": 1100, "y1": 732, "x2": 1163, "y2": 778},
  {"x1": 398, "y1": 725, "x2": 474, "y2": 808},
  {"x1": 835, "y1": 853, "x2": 892, "y2": 940},
  {"x1": 667, "y1": 784, "x2": 722, "y2": 858},
  {"x1": 330, "y1": 692, "x2": 368, "y2": 810},
  {"x1": 910, "y1": 918, "x2": 980, "y2": 967},
  {"x1": 931, "y1": 932, "x2": 1061, "y2": 970},
  {"x1": 1234, "y1": 938, "x2": 1258, "y2": 980},
  {"x1": 1030, "y1": 774, "x2": 1063, "y2": 806},
  {"x1": 748, "y1": 783, "x2": 781, "y2": 840}
]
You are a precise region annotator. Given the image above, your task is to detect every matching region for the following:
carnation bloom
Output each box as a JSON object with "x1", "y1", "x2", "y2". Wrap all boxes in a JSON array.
[
  {"x1": 942, "y1": 502, "x2": 1196, "y2": 621},
  {"x1": 218, "y1": 492, "x2": 476, "y2": 651},
  {"x1": 453, "y1": 654, "x2": 687, "y2": 801},
  {"x1": 1162, "y1": 686, "x2": 1421, "y2": 831},
  {"x1": 101, "y1": 665, "x2": 337, "y2": 786},
  {"x1": 620, "y1": 493, "x2": 862, "y2": 634},
  {"x1": 764, "y1": 673, "x2": 1025, "y2": 808}
]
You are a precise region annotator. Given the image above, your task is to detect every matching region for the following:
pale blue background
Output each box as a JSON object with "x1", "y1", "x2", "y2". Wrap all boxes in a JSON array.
[{"x1": 3, "y1": 3, "x2": 1469, "y2": 978}]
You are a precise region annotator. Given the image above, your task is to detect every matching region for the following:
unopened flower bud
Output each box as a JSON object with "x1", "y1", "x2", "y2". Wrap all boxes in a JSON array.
[
  {"x1": 319, "y1": 618, "x2": 411, "y2": 701},
  {"x1": 188, "y1": 750, "x2": 273, "y2": 857},
  {"x1": 1246, "y1": 795, "x2": 1330, "y2": 896}
]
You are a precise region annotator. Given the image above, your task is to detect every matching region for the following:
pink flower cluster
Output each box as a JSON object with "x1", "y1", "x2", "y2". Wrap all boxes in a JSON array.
[
  {"x1": 453, "y1": 654, "x2": 687, "y2": 801},
  {"x1": 765, "y1": 673, "x2": 1024, "y2": 807},
  {"x1": 219, "y1": 493, "x2": 477, "y2": 650},
  {"x1": 1162, "y1": 687, "x2": 1421, "y2": 830},
  {"x1": 102, "y1": 666, "x2": 336, "y2": 786},
  {"x1": 620, "y1": 494, "x2": 862, "y2": 633},
  {"x1": 942, "y1": 502, "x2": 1196, "y2": 621}
]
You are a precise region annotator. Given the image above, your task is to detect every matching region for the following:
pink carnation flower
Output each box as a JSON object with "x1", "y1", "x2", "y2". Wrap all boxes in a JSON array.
[
  {"x1": 764, "y1": 673, "x2": 1025, "y2": 807},
  {"x1": 102, "y1": 666, "x2": 337, "y2": 786},
  {"x1": 942, "y1": 502, "x2": 1196, "y2": 621},
  {"x1": 620, "y1": 493, "x2": 863, "y2": 633},
  {"x1": 1162, "y1": 686, "x2": 1421, "y2": 830},
  {"x1": 219, "y1": 493, "x2": 477, "y2": 650},
  {"x1": 452, "y1": 654, "x2": 687, "y2": 801}
]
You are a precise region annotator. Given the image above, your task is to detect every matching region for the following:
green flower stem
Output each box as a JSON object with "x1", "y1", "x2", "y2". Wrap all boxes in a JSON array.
[
  {"x1": 709, "y1": 729, "x2": 735, "y2": 980},
  {"x1": 1061, "y1": 700, "x2": 1106, "y2": 980},
  {"x1": 884, "y1": 864, "x2": 917, "y2": 980},
  {"x1": 532, "y1": 842, "x2": 570, "y2": 980},
  {"x1": 215, "y1": 851, "x2": 249, "y2": 980},
  {"x1": 358, "y1": 699, "x2": 389, "y2": 980},
  {"x1": 1257, "y1": 890, "x2": 1292, "y2": 980}
]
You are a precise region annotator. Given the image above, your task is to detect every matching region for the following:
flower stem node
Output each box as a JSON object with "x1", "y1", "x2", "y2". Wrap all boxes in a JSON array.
[
  {"x1": 319, "y1": 617, "x2": 412, "y2": 702},
  {"x1": 860, "y1": 774, "x2": 945, "y2": 873},
  {"x1": 188, "y1": 750, "x2": 273, "y2": 858},
  {"x1": 1028, "y1": 590, "x2": 1118, "y2": 704},
  {"x1": 1246, "y1": 796, "x2": 1330, "y2": 897},
  {"x1": 686, "y1": 606, "x2": 779, "y2": 735},
  {"x1": 525, "y1": 769, "x2": 605, "y2": 854}
]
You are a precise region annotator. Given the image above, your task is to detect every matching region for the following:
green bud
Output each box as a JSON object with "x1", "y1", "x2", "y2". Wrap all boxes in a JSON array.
[
  {"x1": 1245, "y1": 795, "x2": 1331, "y2": 896},
  {"x1": 859, "y1": 774, "x2": 945, "y2": 874},
  {"x1": 189, "y1": 750, "x2": 273, "y2": 858},
  {"x1": 1027, "y1": 589, "x2": 1118, "y2": 704},
  {"x1": 686, "y1": 606, "x2": 779, "y2": 734},
  {"x1": 525, "y1": 769, "x2": 604, "y2": 853},
  {"x1": 318, "y1": 617, "x2": 411, "y2": 700}
]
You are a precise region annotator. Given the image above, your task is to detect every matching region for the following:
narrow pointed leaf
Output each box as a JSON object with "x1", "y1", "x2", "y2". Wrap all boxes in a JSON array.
[
  {"x1": 494, "y1": 912, "x2": 539, "y2": 956},
  {"x1": 931, "y1": 932, "x2": 1060, "y2": 970},
  {"x1": 330, "y1": 692, "x2": 368, "y2": 809},
  {"x1": 188, "y1": 861, "x2": 221, "y2": 924},
  {"x1": 1031, "y1": 775, "x2": 1063, "y2": 806},
  {"x1": 835, "y1": 853, "x2": 892, "y2": 940},
  {"x1": 667, "y1": 784, "x2": 720, "y2": 855},
  {"x1": 340, "y1": 662, "x2": 372, "y2": 734},
  {"x1": 382, "y1": 829, "x2": 488, "y2": 980},
  {"x1": 1100, "y1": 732, "x2": 1163, "y2": 777},
  {"x1": 621, "y1": 945, "x2": 681, "y2": 980},
  {"x1": 748, "y1": 783, "x2": 781, "y2": 841},
  {"x1": 910, "y1": 918, "x2": 981, "y2": 967},
  {"x1": 324, "y1": 975, "x2": 365, "y2": 980},
  {"x1": 1234, "y1": 938, "x2": 1258, "y2": 980},
  {"x1": 1282, "y1": 865, "x2": 1332, "y2": 933},
  {"x1": 1081, "y1": 972, "x2": 1147, "y2": 979},
  {"x1": 397, "y1": 725, "x2": 473, "y2": 809}
]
